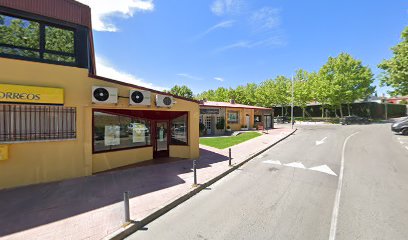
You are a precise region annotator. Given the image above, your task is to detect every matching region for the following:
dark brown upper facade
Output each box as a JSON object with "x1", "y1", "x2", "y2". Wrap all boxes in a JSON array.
[
  {"x1": 0, "y1": 0, "x2": 91, "y2": 27},
  {"x1": 0, "y1": 0, "x2": 96, "y2": 73}
]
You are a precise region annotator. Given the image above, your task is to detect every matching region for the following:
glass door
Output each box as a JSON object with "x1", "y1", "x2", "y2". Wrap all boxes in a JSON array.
[{"x1": 154, "y1": 121, "x2": 169, "y2": 158}]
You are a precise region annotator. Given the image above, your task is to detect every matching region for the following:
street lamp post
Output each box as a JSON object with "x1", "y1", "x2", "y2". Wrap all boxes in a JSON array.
[{"x1": 291, "y1": 75, "x2": 294, "y2": 129}]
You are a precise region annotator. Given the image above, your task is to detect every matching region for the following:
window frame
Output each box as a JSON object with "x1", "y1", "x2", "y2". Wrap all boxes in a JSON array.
[
  {"x1": 254, "y1": 115, "x2": 262, "y2": 123},
  {"x1": 0, "y1": 104, "x2": 77, "y2": 143},
  {"x1": 227, "y1": 110, "x2": 239, "y2": 123},
  {"x1": 92, "y1": 109, "x2": 153, "y2": 154},
  {"x1": 0, "y1": 7, "x2": 86, "y2": 68}
]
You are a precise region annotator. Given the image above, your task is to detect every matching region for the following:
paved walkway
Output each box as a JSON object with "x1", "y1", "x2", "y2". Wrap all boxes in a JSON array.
[{"x1": 0, "y1": 128, "x2": 294, "y2": 240}]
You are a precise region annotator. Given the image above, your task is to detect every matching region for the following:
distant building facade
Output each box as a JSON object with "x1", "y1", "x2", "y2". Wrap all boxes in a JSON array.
[{"x1": 199, "y1": 100, "x2": 273, "y2": 135}]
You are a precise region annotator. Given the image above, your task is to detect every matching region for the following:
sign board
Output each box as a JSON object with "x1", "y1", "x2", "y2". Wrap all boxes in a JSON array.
[
  {"x1": 0, "y1": 145, "x2": 8, "y2": 161},
  {"x1": 104, "y1": 125, "x2": 120, "y2": 146},
  {"x1": 0, "y1": 84, "x2": 64, "y2": 104},
  {"x1": 200, "y1": 108, "x2": 220, "y2": 115},
  {"x1": 132, "y1": 123, "x2": 146, "y2": 143}
]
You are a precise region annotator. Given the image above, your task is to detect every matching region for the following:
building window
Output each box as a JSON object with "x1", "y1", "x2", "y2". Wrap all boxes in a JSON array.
[
  {"x1": 227, "y1": 111, "x2": 239, "y2": 123},
  {"x1": 0, "y1": 13, "x2": 76, "y2": 65},
  {"x1": 171, "y1": 114, "x2": 188, "y2": 145},
  {"x1": 93, "y1": 110, "x2": 151, "y2": 153},
  {"x1": 254, "y1": 115, "x2": 262, "y2": 123},
  {"x1": 0, "y1": 104, "x2": 76, "y2": 142}
]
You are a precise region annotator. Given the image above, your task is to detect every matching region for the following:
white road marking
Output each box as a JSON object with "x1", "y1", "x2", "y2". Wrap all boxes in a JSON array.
[
  {"x1": 284, "y1": 162, "x2": 306, "y2": 169},
  {"x1": 263, "y1": 161, "x2": 337, "y2": 176},
  {"x1": 309, "y1": 165, "x2": 337, "y2": 176},
  {"x1": 329, "y1": 131, "x2": 359, "y2": 240},
  {"x1": 257, "y1": 154, "x2": 266, "y2": 159},
  {"x1": 316, "y1": 137, "x2": 328, "y2": 146},
  {"x1": 263, "y1": 160, "x2": 281, "y2": 165},
  {"x1": 405, "y1": 146, "x2": 408, "y2": 151}
]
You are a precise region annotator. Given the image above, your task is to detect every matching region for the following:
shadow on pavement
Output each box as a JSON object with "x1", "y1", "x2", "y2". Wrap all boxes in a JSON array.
[{"x1": 0, "y1": 148, "x2": 227, "y2": 237}]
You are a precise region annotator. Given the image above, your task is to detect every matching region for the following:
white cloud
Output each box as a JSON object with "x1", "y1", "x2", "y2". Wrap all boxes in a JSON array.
[
  {"x1": 214, "y1": 36, "x2": 286, "y2": 53},
  {"x1": 214, "y1": 77, "x2": 224, "y2": 82},
  {"x1": 210, "y1": 0, "x2": 244, "y2": 16},
  {"x1": 95, "y1": 55, "x2": 167, "y2": 91},
  {"x1": 250, "y1": 7, "x2": 281, "y2": 32},
  {"x1": 76, "y1": 0, "x2": 154, "y2": 31},
  {"x1": 177, "y1": 73, "x2": 202, "y2": 81},
  {"x1": 194, "y1": 20, "x2": 235, "y2": 40}
]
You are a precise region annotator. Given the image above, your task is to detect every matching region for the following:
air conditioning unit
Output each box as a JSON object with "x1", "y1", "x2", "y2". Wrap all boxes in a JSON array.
[
  {"x1": 92, "y1": 86, "x2": 118, "y2": 104},
  {"x1": 129, "y1": 90, "x2": 151, "y2": 106},
  {"x1": 156, "y1": 94, "x2": 174, "y2": 107}
]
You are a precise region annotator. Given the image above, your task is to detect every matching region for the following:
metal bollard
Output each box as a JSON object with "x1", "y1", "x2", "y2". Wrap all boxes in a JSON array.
[
  {"x1": 123, "y1": 191, "x2": 130, "y2": 223},
  {"x1": 229, "y1": 148, "x2": 232, "y2": 166},
  {"x1": 193, "y1": 159, "x2": 197, "y2": 186}
]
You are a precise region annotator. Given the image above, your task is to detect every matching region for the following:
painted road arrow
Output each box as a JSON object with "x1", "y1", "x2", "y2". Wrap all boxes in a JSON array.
[
  {"x1": 263, "y1": 160, "x2": 337, "y2": 176},
  {"x1": 283, "y1": 162, "x2": 306, "y2": 169},
  {"x1": 309, "y1": 165, "x2": 337, "y2": 176},
  {"x1": 316, "y1": 137, "x2": 327, "y2": 146}
]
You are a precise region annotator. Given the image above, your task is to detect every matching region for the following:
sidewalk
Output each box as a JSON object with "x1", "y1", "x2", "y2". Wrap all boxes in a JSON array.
[{"x1": 0, "y1": 128, "x2": 295, "y2": 240}]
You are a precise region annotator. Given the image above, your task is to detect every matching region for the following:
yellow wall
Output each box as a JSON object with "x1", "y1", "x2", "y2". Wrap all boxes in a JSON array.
[
  {"x1": 92, "y1": 147, "x2": 153, "y2": 173},
  {"x1": 226, "y1": 108, "x2": 254, "y2": 131},
  {"x1": 0, "y1": 58, "x2": 199, "y2": 189}
]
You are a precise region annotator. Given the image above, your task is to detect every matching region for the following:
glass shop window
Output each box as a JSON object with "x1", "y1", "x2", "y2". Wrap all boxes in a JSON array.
[
  {"x1": 254, "y1": 115, "x2": 262, "y2": 123},
  {"x1": 93, "y1": 111, "x2": 151, "y2": 153},
  {"x1": 171, "y1": 114, "x2": 188, "y2": 145}
]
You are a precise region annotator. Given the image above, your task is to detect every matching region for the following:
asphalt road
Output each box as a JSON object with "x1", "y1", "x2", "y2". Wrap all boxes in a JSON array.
[{"x1": 126, "y1": 123, "x2": 408, "y2": 240}]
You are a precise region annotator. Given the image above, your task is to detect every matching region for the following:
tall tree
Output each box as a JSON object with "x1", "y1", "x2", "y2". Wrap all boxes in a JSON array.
[
  {"x1": 234, "y1": 83, "x2": 258, "y2": 106},
  {"x1": 166, "y1": 85, "x2": 194, "y2": 99},
  {"x1": 255, "y1": 76, "x2": 291, "y2": 114},
  {"x1": 318, "y1": 53, "x2": 374, "y2": 117},
  {"x1": 294, "y1": 69, "x2": 313, "y2": 118},
  {"x1": 378, "y1": 26, "x2": 408, "y2": 96}
]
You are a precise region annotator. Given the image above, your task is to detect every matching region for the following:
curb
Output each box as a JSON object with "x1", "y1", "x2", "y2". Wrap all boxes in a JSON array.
[{"x1": 108, "y1": 128, "x2": 297, "y2": 240}]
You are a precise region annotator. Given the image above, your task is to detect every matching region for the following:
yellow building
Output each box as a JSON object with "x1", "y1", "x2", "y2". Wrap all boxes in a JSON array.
[
  {"x1": 199, "y1": 100, "x2": 273, "y2": 134},
  {"x1": 0, "y1": 0, "x2": 199, "y2": 189}
]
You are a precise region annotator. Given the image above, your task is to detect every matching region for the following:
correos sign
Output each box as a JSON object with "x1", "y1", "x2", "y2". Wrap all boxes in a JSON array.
[{"x1": 0, "y1": 84, "x2": 64, "y2": 104}]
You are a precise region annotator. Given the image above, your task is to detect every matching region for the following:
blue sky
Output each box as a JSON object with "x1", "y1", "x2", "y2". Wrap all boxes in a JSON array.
[{"x1": 78, "y1": 0, "x2": 407, "y2": 96}]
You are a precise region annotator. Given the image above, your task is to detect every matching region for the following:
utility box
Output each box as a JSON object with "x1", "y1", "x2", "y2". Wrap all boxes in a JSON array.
[{"x1": 0, "y1": 145, "x2": 9, "y2": 161}]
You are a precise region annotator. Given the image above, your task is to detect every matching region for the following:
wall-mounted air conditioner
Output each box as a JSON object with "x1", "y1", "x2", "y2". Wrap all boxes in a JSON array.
[
  {"x1": 156, "y1": 95, "x2": 174, "y2": 107},
  {"x1": 129, "y1": 90, "x2": 151, "y2": 106},
  {"x1": 92, "y1": 86, "x2": 118, "y2": 104}
]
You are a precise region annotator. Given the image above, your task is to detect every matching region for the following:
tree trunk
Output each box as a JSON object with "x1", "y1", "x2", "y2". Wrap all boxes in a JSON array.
[
  {"x1": 347, "y1": 104, "x2": 351, "y2": 116},
  {"x1": 302, "y1": 107, "x2": 305, "y2": 119},
  {"x1": 321, "y1": 106, "x2": 324, "y2": 118},
  {"x1": 339, "y1": 105, "x2": 343, "y2": 118}
]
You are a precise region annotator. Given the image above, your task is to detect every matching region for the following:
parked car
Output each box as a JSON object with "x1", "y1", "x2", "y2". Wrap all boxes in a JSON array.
[
  {"x1": 391, "y1": 117, "x2": 408, "y2": 135},
  {"x1": 340, "y1": 115, "x2": 370, "y2": 125}
]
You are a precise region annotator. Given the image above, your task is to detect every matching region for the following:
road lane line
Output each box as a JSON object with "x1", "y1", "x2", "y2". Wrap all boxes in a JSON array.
[{"x1": 329, "y1": 131, "x2": 359, "y2": 240}]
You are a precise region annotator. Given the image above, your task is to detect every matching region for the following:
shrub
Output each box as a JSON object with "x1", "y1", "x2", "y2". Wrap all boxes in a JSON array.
[
  {"x1": 199, "y1": 122, "x2": 206, "y2": 132},
  {"x1": 216, "y1": 117, "x2": 225, "y2": 130}
]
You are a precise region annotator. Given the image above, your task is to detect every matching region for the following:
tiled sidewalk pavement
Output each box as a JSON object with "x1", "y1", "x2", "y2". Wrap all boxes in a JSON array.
[{"x1": 0, "y1": 128, "x2": 295, "y2": 240}]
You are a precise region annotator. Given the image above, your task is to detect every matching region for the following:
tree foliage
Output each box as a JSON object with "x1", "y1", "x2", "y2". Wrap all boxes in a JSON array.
[
  {"x1": 166, "y1": 85, "x2": 194, "y2": 99},
  {"x1": 378, "y1": 26, "x2": 408, "y2": 96},
  {"x1": 316, "y1": 53, "x2": 374, "y2": 117}
]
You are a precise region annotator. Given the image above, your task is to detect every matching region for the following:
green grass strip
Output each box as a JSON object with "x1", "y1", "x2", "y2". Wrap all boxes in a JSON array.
[{"x1": 199, "y1": 132, "x2": 262, "y2": 149}]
